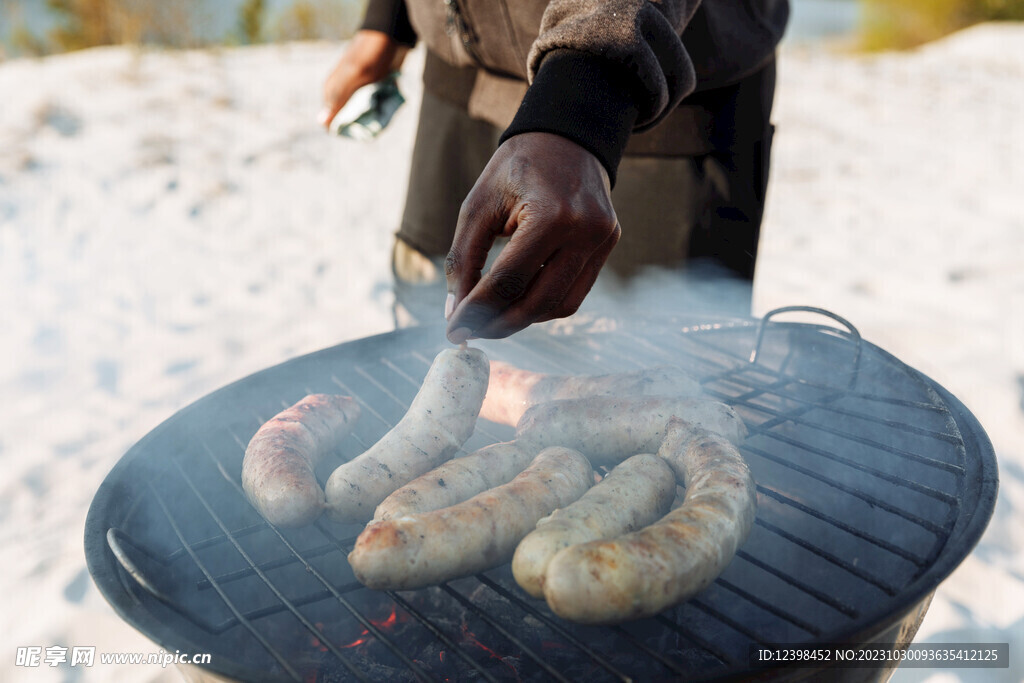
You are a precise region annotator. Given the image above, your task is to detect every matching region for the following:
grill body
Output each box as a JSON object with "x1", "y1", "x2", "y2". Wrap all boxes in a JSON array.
[{"x1": 85, "y1": 311, "x2": 998, "y2": 682}]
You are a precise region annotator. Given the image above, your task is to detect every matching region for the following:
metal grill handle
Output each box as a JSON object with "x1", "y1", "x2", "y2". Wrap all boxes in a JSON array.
[
  {"x1": 107, "y1": 528, "x2": 172, "y2": 603},
  {"x1": 750, "y1": 306, "x2": 863, "y2": 387}
]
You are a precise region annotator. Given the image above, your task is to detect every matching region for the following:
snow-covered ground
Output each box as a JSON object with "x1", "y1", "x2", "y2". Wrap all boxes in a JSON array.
[{"x1": 0, "y1": 24, "x2": 1021, "y2": 681}]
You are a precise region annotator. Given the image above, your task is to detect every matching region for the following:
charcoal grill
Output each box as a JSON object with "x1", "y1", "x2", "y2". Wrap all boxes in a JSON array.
[{"x1": 84, "y1": 307, "x2": 998, "y2": 682}]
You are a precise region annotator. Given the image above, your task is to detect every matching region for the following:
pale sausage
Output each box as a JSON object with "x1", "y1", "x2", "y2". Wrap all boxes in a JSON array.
[
  {"x1": 325, "y1": 347, "x2": 489, "y2": 523},
  {"x1": 516, "y1": 396, "x2": 747, "y2": 466},
  {"x1": 374, "y1": 441, "x2": 535, "y2": 520}
]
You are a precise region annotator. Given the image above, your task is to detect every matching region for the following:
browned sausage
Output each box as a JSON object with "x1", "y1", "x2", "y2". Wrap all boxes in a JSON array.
[
  {"x1": 242, "y1": 394, "x2": 360, "y2": 528},
  {"x1": 348, "y1": 447, "x2": 593, "y2": 590},
  {"x1": 542, "y1": 418, "x2": 756, "y2": 624},
  {"x1": 512, "y1": 453, "x2": 676, "y2": 598},
  {"x1": 480, "y1": 361, "x2": 702, "y2": 426}
]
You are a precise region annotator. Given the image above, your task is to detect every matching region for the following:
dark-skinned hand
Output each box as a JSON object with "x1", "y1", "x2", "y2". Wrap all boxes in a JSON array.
[{"x1": 444, "y1": 132, "x2": 621, "y2": 343}]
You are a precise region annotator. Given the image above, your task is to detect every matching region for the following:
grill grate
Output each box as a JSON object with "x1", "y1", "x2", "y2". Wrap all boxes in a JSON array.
[{"x1": 86, "y1": 309, "x2": 997, "y2": 682}]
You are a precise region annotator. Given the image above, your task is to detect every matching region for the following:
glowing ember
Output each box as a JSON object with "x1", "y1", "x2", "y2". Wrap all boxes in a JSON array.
[
  {"x1": 333, "y1": 604, "x2": 408, "y2": 650},
  {"x1": 310, "y1": 622, "x2": 329, "y2": 653},
  {"x1": 461, "y1": 624, "x2": 521, "y2": 680},
  {"x1": 341, "y1": 635, "x2": 368, "y2": 649},
  {"x1": 376, "y1": 604, "x2": 401, "y2": 630}
]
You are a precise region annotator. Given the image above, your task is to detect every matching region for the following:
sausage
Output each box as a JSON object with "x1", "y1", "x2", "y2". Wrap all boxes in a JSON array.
[
  {"x1": 374, "y1": 441, "x2": 535, "y2": 520},
  {"x1": 515, "y1": 396, "x2": 747, "y2": 466},
  {"x1": 241, "y1": 394, "x2": 360, "y2": 528},
  {"x1": 348, "y1": 447, "x2": 593, "y2": 590},
  {"x1": 325, "y1": 347, "x2": 489, "y2": 523},
  {"x1": 480, "y1": 362, "x2": 702, "y2": 426},
  {"x1": 541, "y1": 418, "x2": 757, "y2": 624},
  {"x1": 512, "y1": 453, "x2": 676, "y2": 598}
]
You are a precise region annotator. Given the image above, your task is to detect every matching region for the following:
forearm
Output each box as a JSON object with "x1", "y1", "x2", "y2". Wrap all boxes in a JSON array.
[{"x1": 502, "y1": 1, "x2": 701, "y2": 185}]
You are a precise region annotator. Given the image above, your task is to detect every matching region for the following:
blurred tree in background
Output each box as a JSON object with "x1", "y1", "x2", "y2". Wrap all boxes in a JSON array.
[
  {"x1": 1, "y1": 0, "x2": 365, "y2": 56},
  {"x1": 2, "y1": 0, "x2": 49, "y2": 56},
  {"x1": 270, "y1": 0, "x2": 363, "y2": 41},
  {"x1": 274, "y1": 0, "x2": 317, "y2": 40},
  {"x1": 45, "y1": 0, "x2": 207, "y2": 50},
  {"x1": 5, "y1": 0, "x2": 1021, "y2": 57},
  {"x1": 861, "y1": 0, "x2": 1024, "y2": 49},
  {"x1": 238, "y1": 0, "x2": 266, "y2": 44},
  {"x1": 46, "y1": 0, "x2": 120, "y2": 50}
]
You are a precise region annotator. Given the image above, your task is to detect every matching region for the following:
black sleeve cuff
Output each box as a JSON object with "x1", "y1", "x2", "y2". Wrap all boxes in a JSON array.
[
  {"x1": 499, "y1": 50, "x2": 639, "y2": 186},
  {"x1": 360, "y1": 0, "x2": 417, "y2": 47}
]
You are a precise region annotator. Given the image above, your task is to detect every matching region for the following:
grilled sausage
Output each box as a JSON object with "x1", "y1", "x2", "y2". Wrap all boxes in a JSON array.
[
  {"x1": 374, "y1": 441, "x2": 535, "y2": 520},
  {"x1": 512, "y1": 453, "x2": 676, "y2": 598},
  {"x1": 515, "y1": 396, "x2": 747, "y2": 466},
  {"x1": 480, "y1": 362, "x2": 703, "y2": 426},
  {"x1": 349, "y1": 447, "x2": 593, "y2": 590},
  {"x1": 242, "y1": 394, "x2": 360, "y2": 528},
  {"x1": 542, "y1": 419, "x2": 757, "y2": 624},
  {"x1": 325, "y1": 347, "x2": 489, "y2": 524}
]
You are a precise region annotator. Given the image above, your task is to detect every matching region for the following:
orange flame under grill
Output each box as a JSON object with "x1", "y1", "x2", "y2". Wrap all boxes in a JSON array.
[
  {"x1": 461, "y1": 623, "x2": 521, "y2": 681},
  {"x1": 308, "y1": 604, "x2": 409, "y2": 656}
]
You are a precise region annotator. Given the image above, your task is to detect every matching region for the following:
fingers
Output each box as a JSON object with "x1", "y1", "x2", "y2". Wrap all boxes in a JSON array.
[
  {"x1": 442, "y1": 132, "x2": 618, "y2": 342},
  {"x1": 447, "y1": 254, "x2": 551, "y2": 341},
  {"x1": 534, "y1": 222, "x2": 620, "y2": 324},
  {"x1": 319, "y1": 66, "x2": 359, "y2": 129},
  {"x1": 467, "y1": 248, "x2": 586, "y2": 339},
  {"x1": 447, "y1": 213, "x2": 557, "y2": 328},
  {"x1": 318, "y1": 98, "x2": 347, "y2": 130},
  {"x1": 444, "y1": 186, "x2": 516, "y2": 322},
  {"x1": 447, "y1": 222, "x2": 619, "y2": 341}
]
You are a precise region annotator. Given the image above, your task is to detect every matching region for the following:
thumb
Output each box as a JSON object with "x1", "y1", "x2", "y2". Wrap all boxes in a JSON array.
[
  {"x1": 319, "y1": 74, "x2": 363, "y2": 130},
  {"x1": 318, "y1": 94, "x2": 349, "y2": 130}
]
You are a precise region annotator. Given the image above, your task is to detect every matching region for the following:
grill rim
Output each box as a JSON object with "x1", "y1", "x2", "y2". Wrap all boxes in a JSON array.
[{"x1": 83, "y1": 313, "x2": 999, "y2": 682}]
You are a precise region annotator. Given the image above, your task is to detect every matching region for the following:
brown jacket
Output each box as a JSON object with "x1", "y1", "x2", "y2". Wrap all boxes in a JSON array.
[
  {"x1": 408, "y1": 1, "x2": 786, "y2": 126},
  {"x1": 365, "y1": 0, "x2": 787, "y2": 170}
]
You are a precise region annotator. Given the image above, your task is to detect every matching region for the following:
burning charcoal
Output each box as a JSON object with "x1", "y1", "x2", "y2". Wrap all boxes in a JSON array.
[{"x1": 310, "y1": 661, "x2": 363, "y2": 683}]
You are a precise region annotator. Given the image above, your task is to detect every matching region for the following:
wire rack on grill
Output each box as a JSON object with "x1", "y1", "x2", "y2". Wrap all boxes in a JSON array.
[{"x1": 85, "y1": 308, "x2": 997, "y2": 682}]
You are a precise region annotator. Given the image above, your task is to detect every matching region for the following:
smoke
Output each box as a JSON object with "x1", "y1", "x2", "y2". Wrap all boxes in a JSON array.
[{"x1": 578, "y1": 259, "x2": 755, "y2": 323}]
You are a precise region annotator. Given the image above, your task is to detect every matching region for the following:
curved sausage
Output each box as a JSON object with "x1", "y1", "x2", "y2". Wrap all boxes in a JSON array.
[
  {"x1": 542, "y1": 418, "x2": 757, "y2": 624},
  {"x1": 374, "y1": 441, "x2": 536, "y2": 521},
  {"x1": 241, "y1": 394, "x2": 360, "y2": 528},
  {"x1": 512, "y1": 453, "x2": 676, "y2": 598},
  {"x1": 480, "y1": 362, "x2": 703, "y2": 426},
  {"x1": 324, "y1": 347, "x2": 489, "y2": 523},
  {"x1": 515, "y1": 396, "x2": 747, "y2": 466},
  {"x1": 348, "y1": 447, "x2": 593, "y2": 590}
]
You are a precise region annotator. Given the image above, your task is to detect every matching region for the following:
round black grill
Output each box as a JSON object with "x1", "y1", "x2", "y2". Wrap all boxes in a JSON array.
[{"x1": 84, "y1": 308, "x2": 998, "y2": 681}]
